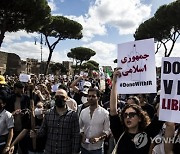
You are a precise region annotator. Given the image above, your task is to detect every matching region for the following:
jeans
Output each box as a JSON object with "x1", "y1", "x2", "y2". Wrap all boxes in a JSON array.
[{"x1": 81, "y1": 147, "x2": 103, "y2": 154}]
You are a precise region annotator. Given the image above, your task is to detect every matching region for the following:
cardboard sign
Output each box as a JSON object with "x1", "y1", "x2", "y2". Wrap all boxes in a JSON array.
[
  {"x1": 117, "y1": 38, "x2": 156, "y2": 94},
  {"x1": 19, "y1": 73, "x2": 30, "y2": 82},
  {"x1": 159, "y1": 57, "x2": 180, "y2": 123}
]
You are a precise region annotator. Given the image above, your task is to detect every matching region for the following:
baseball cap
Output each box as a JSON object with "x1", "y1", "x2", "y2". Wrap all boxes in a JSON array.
[{"x1": 0, "y1": 75, "x2": 6, "y2": 84}]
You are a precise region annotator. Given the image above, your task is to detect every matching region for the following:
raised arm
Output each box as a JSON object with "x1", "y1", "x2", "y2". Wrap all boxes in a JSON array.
[
  {"x1": 110, "y1": 69, "x2": 121, "y2": 116},
  {"x1": 70, "y1": 76, "x2": 83, "y2": 93}
]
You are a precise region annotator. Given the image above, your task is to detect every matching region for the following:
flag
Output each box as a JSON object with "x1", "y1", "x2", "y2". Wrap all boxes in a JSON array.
[{"x1": 105, "y1": 67, "x2": 112, "y2": 79}]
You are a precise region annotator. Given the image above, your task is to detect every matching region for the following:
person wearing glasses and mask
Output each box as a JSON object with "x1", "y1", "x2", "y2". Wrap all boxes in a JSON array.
[
  {"x1": 79, "y1": 88, "x2": 110, "y2": 154},
  {"x1": 30, "y1": 89, "x2": 80, "y2": 154},
  {"x1": 110, "y1": 69, "x2": 164, "y2": 154}
]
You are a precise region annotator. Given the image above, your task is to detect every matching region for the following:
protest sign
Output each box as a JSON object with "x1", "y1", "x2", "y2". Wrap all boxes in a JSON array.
[
  {"x1": 19, "y1": 73, "x2": 30, "y2": 82},
  {"x1": 117, "y1": 38, "x2": 156, "y2": 94},
  {"x1": 159, "y1": 57, "x2": 180, "y2": 123}
]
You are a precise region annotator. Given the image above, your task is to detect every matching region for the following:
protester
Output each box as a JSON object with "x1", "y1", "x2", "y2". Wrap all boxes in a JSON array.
[
  {"x1": 58, "y1": 85, "x2": 77, "y2": 111},
  {"x1": 0, "y1": 95, "x2": 14, "y2": 154},
  {"x1": 5, "y1": 81, "x2": 30, "y2": 154},
  {"x1": 79, "y1": 88, "x2": 110, "y2": 154},
  {"x1": 0, "y1": 75, "x2": 11, "y2": 99},
  {"x1": 164, "y1": 122, "x2": 180, "y2": 154},
  {"x1": 137, "y1": 94, "x2": 155, "y2": 119},
  {"x1": 110, "y1": 69, "x2": 164, "y2": 154},
  {"x1": 70, "y1": 75, "x2": 91, "y2": 105},
  {"x1": 30, "y1": 89, "x2": 80, "y2": 154},
  {"x1": 9, "y1": 102, "x2": 46, "y2": 154}
]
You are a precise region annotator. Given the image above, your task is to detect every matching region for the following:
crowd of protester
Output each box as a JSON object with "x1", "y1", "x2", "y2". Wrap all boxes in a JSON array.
[{"x1": 0, "y1": 70, "x2": 179, "y2": 154}]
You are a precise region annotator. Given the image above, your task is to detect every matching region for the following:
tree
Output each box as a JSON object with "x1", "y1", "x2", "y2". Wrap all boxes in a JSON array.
[
  {"x1": 50, "y1": 63, "x2": 67, "y2": 75},
  {"x1": 0, "y1": 0, "x2": 51, "y2": 47},
  {"x1": 67, "y1": 47, "x2": 96, "y2": 74},
  {"x1": 40, "y1": 16, "x2": 83, "y2": 75},
  {"x1": 83, "y1": 60, "x2": 99, "y2": 77},
  {"x1": 134, "y1": 0, "x2": 180, "y2": 57}
]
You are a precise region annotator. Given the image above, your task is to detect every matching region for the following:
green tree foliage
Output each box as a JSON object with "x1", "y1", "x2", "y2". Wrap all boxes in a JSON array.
[
  {"x1": 50, "y1": 63, "x2": 67, "y2": 75},
  {"x1": 67, "y1": 47, "x2": 96, "y2": 73},
  {"x1": 82, "y1": 60, "x2": 99, "y2": 77},
  {"x1": 134, "y1": 0, "x2": 180, "y2": 57},
  {"x1": 83, "y1": 60, "x2": 99, "y2": 70},
  {"x1": 0, "y1": 0, "x2": 51, "y2": 47},
  {"x1": 40, "y1": 16, "x2": 83, "y2": 75}
]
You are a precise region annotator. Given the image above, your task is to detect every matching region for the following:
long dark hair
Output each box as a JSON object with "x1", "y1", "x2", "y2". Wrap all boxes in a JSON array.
[{"x1": 121, "y1": 104, "x2": 151, "y2": 132}]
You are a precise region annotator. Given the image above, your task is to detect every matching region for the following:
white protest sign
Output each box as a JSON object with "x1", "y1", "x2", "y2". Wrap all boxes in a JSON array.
[
  {"x1": 99, "y1": 66, "x2": 105, "y2": 79},
  {"x1": 117, "y1": 38, "x2": 156, "y2": 94},
  {"x1": 159, "y1": 57, "x2": 180, "y2": 123},
  {"x1": 100, "y1": 79, "x2": 105, "y2": 91},
  {"x1": 19, "y1": 73, "x2": 30, "y2": 82}
]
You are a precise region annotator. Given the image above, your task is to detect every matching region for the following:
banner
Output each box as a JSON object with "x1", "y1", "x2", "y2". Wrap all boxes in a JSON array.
[
  {"x1": 117, "y1": 38, "x2": 156, "y2": 94},
  {"x1": 159, "y1": 57, "x2": 180, "y2": 123}
]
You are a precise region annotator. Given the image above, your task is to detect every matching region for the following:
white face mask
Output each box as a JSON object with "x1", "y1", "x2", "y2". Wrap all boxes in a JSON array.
[
  {"x1": 50, "y1": 100, "x2": 55, "y2": 107},
  {"x1": 34, "y1": 108, "x2": 43, "y2": 116},
  {"x1": 81, "y1": 96, "x2": 87, "y2": 104}
]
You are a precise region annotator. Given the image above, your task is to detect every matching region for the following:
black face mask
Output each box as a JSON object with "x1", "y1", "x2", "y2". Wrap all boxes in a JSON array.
[{"x1": 55, "y1": 97, "x2": 66, "y2": 108}]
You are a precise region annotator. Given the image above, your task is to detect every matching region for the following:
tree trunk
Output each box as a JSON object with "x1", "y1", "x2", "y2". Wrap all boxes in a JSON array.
[
  {"x1": 74, "y1": 60, "x2": 78, "y2": 75},
  {"x1": 44, "y1": 49, "x2": 53, "y2": 75},
  {"x1": 0, "y1": 31, "x2": 5, "y2": 47}
]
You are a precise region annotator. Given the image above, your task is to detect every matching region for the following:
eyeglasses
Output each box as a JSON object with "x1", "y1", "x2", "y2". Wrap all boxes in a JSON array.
[
  {"x1": 123, "y1": 112, "x2": 137, "y2": 119},
  {"x1": 87, "y1": 95, "x2": 97, "y2": 98}
]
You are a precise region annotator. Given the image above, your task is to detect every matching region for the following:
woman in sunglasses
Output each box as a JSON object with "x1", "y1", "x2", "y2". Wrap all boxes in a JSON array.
[{"x1": 110, "y1": 69, "x2": 164, "y2": 154}]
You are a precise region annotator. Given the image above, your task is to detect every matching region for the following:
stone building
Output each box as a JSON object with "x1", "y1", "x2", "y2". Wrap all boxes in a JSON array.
[
  {"x1": 0, "y1": 51, "x2": 21, "y2": 75},
  {"x1": 62, "y1": 61, "x2": 73, "y2": 75},
  {"x1": 0, "y1": 51, "x2": 7, "y2": 75}
]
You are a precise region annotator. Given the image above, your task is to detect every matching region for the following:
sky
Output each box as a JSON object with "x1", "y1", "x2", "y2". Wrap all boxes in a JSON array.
[{"x1": 1, "y1": 0, "x2": 179, "y2": 69}]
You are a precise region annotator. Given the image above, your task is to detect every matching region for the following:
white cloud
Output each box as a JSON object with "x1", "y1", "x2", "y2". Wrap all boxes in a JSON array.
[
  {"x1": 1, "y1": 41, "x2": 49, "y2": 61},
  {"x1": 48, "y1": 0, "x2": 57, "y2": 11},
  {"x1": 155, "y1": 41, "x2": 180, "y2": 67},
  {"x1": 1, "y1": 40, "x2": 69, "y2": 64},
  {"x1": 68, "y1": 0, "x2": 151, "y2": 41},
  {"x1": 82, "y1": 41, "x2": 117, "y2": 68},
  {"x1": 3, "y1": 31, "x2": 38, "y2": 44}
]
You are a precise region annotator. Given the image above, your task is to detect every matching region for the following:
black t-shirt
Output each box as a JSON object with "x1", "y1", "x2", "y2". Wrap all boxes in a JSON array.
[
  {"x1": 24, "y1": 117, "x2": 46, "y2": 152},
  {"x1": 110, "y1": 114, "x2": 164, "y2": 154}
]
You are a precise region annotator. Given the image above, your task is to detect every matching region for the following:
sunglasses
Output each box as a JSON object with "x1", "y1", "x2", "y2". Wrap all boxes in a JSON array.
[
  {"x1": 123, "y1": 112, "x2": 137, "y2": 119},
  {"x1": 87, "y1": 95, "x2": 97, "y2": 98}
]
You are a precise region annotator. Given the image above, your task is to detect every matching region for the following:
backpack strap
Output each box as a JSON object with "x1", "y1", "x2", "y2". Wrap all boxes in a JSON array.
[{"x1": 112, "y1": 131, "x2": 125, "y2": 154}]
